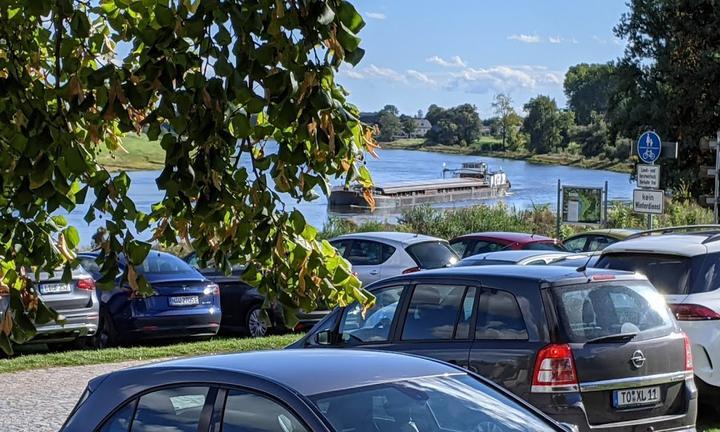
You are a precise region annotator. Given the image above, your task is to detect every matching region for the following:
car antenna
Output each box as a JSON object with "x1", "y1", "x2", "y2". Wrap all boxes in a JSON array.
[{"x1": 576, "y1": 253, "x2": 594, "y2": 275}]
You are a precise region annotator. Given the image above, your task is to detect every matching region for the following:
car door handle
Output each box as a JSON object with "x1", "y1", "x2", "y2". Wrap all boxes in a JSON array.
[{"x1": 369, "y1": 270, "x2": 379, "y2": 275}]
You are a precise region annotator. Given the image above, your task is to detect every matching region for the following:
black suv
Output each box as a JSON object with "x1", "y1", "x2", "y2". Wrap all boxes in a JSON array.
[{"x1": 291, "y1": 266, "x2": 698, "y2": 432}]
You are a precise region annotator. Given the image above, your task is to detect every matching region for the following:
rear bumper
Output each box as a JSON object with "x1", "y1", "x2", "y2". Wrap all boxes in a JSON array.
[
  {"x1": 534, "y1": 377, "x2": 697, "y2": 432},
  {"x1": 118, "y1": 309, "x2": 221, "y2": 339},
  {"x1": 678, "y1": 320, "x2": 720, "y2": 389},
  {"x1": 33, "y1": 310, "x2": 99, "y2": 343}
]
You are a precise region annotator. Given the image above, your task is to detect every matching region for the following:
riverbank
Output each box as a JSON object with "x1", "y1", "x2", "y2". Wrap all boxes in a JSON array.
[
  {"x1": 381, "y1": 138, "x2": 632, "y2": 174},
  {"x1": 100, "y1": 134, "x2": 164, "y2": 171}
]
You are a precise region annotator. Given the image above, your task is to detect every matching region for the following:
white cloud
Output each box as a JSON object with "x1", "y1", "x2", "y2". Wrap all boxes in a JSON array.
[
  {"x1": 508, "y1": 34, "x2": 540, "y2": 44},
  {"x1": 426, "y1": 55, "x2": 466, "y2": 68},
  {"x1": 446, "y1": 65, "x2": 563, "y2": 94},
  {"x1": 365, "y1": 64, "x2": 406, "y2": 82},
  {"x1": 548, "y1": 36, "x2": 562, "y2": 44},
  {"x1": 344, "y1": 69, "x2": 365, "y2": 79},
  {"x1": 407, "y1": 69, "x2": 436, "y2": 85},
  {"x1": 365, "y1": 12, "x2": 386, "y2": 20},
  {"x1": 592, "y1": 35, "x2": 607, "y2": 44}
]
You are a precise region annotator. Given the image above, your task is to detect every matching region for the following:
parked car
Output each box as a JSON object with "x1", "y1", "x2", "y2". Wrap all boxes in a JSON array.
[
  {"x1": 293, "y1": 265, "x2": 698, "y2": 432},
  {"x1": 549, "y1": 253, "x2": 601, "y2": 269},
  {"x1": 78, "y1": 251, "x2": 221, "y2": 347},
  {"x1": 184, "y1": 252, "x2": 327, "y2": 336},
  {"x1": 457, "y1": 250, "x2": 575, "y2": 267},
  {"x1": 595, "y1": 225, "x2": 720, "y2": 407},
  {"x1": 61, "y1": 349, "x2": 571, "y2": 432},
  {"x1": 450, "y1": 232, "x2": 565, "y2": 258},
  {"x1": 0, "y1": 266, "x2": 99, "y2": 348},
  {"x1": 563, "y1": 229, "x2": 639, "y2": 253},
  {"x1": 329, "y1": 232, "x2": 459, "y2": 285}
]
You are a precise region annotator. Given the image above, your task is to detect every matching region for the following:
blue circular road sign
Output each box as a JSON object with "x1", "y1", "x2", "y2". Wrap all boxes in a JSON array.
[{"x1": 637, "y1": 131, "x2": 662, "y2": 164}]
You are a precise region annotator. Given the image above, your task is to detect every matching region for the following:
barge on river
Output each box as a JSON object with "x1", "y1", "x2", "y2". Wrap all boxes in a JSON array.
[{"x1": 328, "y1": 161, "x2": 510, "y2": 210}]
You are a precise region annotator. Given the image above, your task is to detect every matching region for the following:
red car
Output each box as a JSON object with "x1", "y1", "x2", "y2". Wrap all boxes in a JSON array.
[{"x1": 449, "y1": 231, "x2": 565, "y2": 258}]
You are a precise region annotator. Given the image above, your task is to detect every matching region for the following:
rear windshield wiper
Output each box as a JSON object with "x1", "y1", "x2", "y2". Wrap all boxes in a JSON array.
[{"x1": 585, "y1": 332, "x2": 638, "y2": 344}]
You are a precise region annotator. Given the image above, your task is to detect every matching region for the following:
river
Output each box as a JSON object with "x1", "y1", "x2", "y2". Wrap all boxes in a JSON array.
[{"x1": 64, "y1": 147, "x2": 635, "y2": 245}]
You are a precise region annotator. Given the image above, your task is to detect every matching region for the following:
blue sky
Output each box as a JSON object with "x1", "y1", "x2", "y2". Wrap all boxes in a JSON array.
[{"x1": 338, "y1": 0, "x2": 629, "y2": 117}]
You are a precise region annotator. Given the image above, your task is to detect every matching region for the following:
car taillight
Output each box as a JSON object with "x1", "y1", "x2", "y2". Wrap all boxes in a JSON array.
[
  {"x1": 668, "y1": 303, "x2": 720, "y2": 321},
  {"x1": 76, "y1": 278, "x2": 96, "y2": 291},
  {"x1": 402, "y1": 267, "x2": 420, "y2": 274},
  {"x1": 203, "y1": 284, "x2": 220, "y2": 296},
  {"x1": 683, "y1": 333, "x2": 693, "y2": 372},
  {"x1": 531, "y1": 344, "x2": 579, "y2": 393}
]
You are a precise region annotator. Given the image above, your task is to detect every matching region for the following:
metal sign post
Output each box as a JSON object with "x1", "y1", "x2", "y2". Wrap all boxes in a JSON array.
[
  {"x1": 635, "y1": 131, "x2": 664, "y2": 229},
  {"x1": 715, "y1": 130, "x2": 719, "y2": 224}
]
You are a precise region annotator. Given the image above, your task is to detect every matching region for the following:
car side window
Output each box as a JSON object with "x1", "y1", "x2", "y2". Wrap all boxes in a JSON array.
[
  {"x1": 221, "y1": 390, "x2": 308, "y2": 432},
  {"x1": 132, "y1": 386, "x2": 210, "y2": 431},
  {"x1": 470, "y1": 241, "x2": 504, "y2": 256},
  {"x1": 587, "y1": 235, "x2": 614, "y2": 252},
  {"x1": 382, "y1": 244, "x2": 396, "y2": 262},
  {"x1": 99, "y1": 400, "x2": 137, "y2": 432},
  {"x1": 563, "y1": 236, "x2": 588, "y2": 253},
  {"x1": 345, "y1": 240, "x2": 387, "y2": 266},
  {"x1": 339, "y1": 286, "x2": 404, "y2": 343},
  {"x1": 330, "y1": 240, "x2": 350, "y2": 257},
  {"x1": 402, "y1": 285, "x2": 466, "y2": 340},
  {"x1": 450, "y1": 240, "x2": 470, "y2": 257},
  {"x1": 476, "y1": 289, "x2": 528, "y2": 340}
]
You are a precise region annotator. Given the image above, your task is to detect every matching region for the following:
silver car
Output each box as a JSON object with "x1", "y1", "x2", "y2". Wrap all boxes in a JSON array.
[
  {"x1": 457, "y1": 250, "x2": 577, "y2": 267},
  {"x1": 0, "y1": 266, "x2": 99, "y2": 348},
  {"x1": 329, "y1": 232, "x2": 459, "y2": 286}
]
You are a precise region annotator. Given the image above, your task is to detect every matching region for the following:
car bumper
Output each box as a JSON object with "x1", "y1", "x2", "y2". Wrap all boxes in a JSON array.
[
  {"x1": 533, "y1": 378, "x2": 697, "y2": 432},
  {"x1": 118, "y1": 309, "x2": 221, "y2": 339},
  {"x1": 33, "y1": 310, "x2": 99, "y2": 343},
  {"x1": 678, "y1": 320, "x2": 720, "y2": 390}
]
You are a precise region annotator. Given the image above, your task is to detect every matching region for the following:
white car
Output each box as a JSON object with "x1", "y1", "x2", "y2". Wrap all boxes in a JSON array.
[
  {"x1": 595, "y1": 226, "x2": 720, "y2": 407},
  {"x1": 329, "y1": 232, "x2": 459, "y2": 286},
  {"x1": 456, "y1": 250, "x2": 577, "y2": 267}
]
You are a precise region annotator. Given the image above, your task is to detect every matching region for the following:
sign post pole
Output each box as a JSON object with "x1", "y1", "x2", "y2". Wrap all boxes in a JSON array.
[
  {"x1": 604, "y1": 181, "x2": 609, "y2": 227},
  {"x1": 556, "y1": 179, "x2": 561, "y2": 239},
  {"x1": 715, "y1": 130, "x2": 719, "y2": 224}
]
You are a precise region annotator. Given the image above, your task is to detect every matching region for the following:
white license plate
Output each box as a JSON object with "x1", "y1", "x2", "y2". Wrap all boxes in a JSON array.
[
  {"x1": 613, "y1": 386, "x2": 661, "y2": 408},
  {"x1": 39, "y1": 283, "x2": 72, "y2": 294},
  {"x1": 169, "y1": 296, "x2": 199, "y2": 306}
]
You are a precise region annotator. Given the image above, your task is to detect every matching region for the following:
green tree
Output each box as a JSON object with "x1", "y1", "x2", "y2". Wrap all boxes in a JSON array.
[
  {"x1": 522, "y1": 96, "x2": 562, "y2": 154},
  {"x1": 491, "y1": 93, "x2": 517, "y2": 150},
  {"x1": 400, "y1": 114, "x2": 416, "y2": 136},
  {"x1": 425, "y1": 104, "x2": 481, "y2": 146},
  {"x1": 564, "y1": 63, "x2": 617, "y2": 125},
  {"x1": 612, "y1": 0, "x2": 720, "y2": 195},
  {"x1": 377, "y1": 105, "x2": 402, "y2": 141},
  {"x1": 575, "y1": 112, "x2": 610, "y2": 157},
  {"x1": 0, "y1": 0, "x2": 374, "y2": 353}
]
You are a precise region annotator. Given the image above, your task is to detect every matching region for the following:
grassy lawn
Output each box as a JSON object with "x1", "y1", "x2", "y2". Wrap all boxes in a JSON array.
[
  {"x1": 98, "y1": 133, "x2": 165, "y2": 171},
  {"x1": 0, "y1": 334, "x2": 301, "y2": 374}
]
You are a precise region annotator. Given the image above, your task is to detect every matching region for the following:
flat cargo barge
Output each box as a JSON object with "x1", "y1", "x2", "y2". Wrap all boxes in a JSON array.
[{"x1": 329, "y1": 162, "x2": 510, "y2": 210}]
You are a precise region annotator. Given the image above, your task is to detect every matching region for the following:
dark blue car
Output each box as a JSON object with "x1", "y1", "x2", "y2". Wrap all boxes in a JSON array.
[
  {"x1": 60, "y1": 349, "x2": 569, "y2": 432},
  {"x1": 78, "y1": 251, "x2": 221, "y2": 347}
]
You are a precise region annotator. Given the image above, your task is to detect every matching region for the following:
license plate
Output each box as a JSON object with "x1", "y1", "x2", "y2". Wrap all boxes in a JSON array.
[
  {"x1": 39, "y1": 283, "x2": 72, "y2": 294},
  {"x1": 169, "y1": 296, "x2": 199, "y2": 307},
  {"x1": 613, "y1": 386, "x2": 661, "y2": 408}
]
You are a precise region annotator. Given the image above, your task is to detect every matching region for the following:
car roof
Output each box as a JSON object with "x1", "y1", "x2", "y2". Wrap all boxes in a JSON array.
[
  {"x1": 461, "y1": 250, "x2": 568, "y2": 263},
  {"x1": 129, "y1": 349, "x2": 462, "y2": 396},
  {"x1": 601, "y1": 234, "x2": 711, "y2": 257},
  {"x1": 331, "y1": 231, "x2": 444, "y2": 245},
  {"x1": 567, "y1": 229, "x2": 639, "y2": 239},
  {"x1": 374, "y1": 264, "x2": 636, "y2": 288},
  {"x1": 452, "y1": 232, "x2": 555, "y2": 242}
]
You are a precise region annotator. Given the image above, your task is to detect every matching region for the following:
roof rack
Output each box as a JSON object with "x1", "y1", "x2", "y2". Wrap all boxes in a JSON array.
[{"x1": 624, "y1": 225, "x2": 720, "y2": 242}]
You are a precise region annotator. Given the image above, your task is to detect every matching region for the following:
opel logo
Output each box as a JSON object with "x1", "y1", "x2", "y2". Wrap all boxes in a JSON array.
[{"x1": 631, "y1": 350, "x2": 646, "y2": 369}]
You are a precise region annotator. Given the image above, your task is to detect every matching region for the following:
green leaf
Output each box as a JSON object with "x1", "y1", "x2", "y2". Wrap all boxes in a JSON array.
[
  {"x1": 126, "y1": 239, "x2": 151, "y2": 264},
  {"x1": 65, "y1": 146, "x2": 87, "y2": 175},
  {"x1": 344, "y1": 47, "x2": 365, "y2": 66},
  {"x1": 215, "y1": 26, "x2": 232, "y2": 46},
  {"x1": 337, "y1": 23, "x2": 361, "y2": 52},
  {"x1": 337, "y1": 1, "x2": 365, "y2": 33},
  {"x1": 51, "y1": 215, "x2": 68, "y2": 227},
  {"x1": 155, "y1": 4, "x2": 174, "y2": 27},
  {"x1": 63, "y1": 226, "x2": 80, "y2": 249},
  {"x1": 70, "y1": 13, "x2": 90, "y2": 38},
  {"x1": 358, "y1": 165, "x2": 373, "y2": 187}
]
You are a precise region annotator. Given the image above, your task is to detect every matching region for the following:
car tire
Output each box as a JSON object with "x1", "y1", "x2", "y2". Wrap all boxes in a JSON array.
[
  {"x1": 246, "y1": 305, "x2": 269, "y2": 338},
  {"x1": 92, "y1": 310, "x2": 119, "y2": 349}
]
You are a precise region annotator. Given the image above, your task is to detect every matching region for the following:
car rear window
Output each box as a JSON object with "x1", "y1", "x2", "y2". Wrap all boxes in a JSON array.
[
  {"x1": 551, "y1": 281, "x2": 675, "y2": 343},
  {"x1": 137, "y1": 253, "x2": 195, "y2": 275},
  {"x1": 595, "y1": 253, "x2": 692, "y2": 295},
  {"x1": 405, "y1": 241, "x2": 459, "y2": 269}
]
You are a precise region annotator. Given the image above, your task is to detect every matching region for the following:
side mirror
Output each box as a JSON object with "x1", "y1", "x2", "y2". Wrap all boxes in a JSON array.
[{"x1": 314, "y1": 330, "x2": 334, "y2": 346}]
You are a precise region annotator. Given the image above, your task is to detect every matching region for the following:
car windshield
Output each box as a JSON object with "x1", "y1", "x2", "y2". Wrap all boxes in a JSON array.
[
  {"x1": 311, "y1": 374, "x2": 555, "y2": 432},
  {"x1": 551, "y1": 280, "x2": 674, "y2": 343},
  {"x1": 595, "y1": 253, "x2": 692, "y2": 295},
  {"x1": 524, "y1": 242, "x2": 565, "y2": 251},
  {"x1": 405, "y1": 241, "x2": 459, "y2": 269}
]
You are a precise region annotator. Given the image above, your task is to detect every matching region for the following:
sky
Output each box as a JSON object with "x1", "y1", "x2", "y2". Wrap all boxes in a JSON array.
[{"x1": 338, "y1": 0, "x2": 630, "y2": 118}]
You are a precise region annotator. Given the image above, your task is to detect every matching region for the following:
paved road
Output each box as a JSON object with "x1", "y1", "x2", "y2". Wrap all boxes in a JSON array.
[{"x1": 0, "y1": 359, "x2": 162, "y2": 432}]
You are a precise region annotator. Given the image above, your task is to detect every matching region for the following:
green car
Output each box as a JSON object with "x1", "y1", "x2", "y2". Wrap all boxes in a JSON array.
[{"x1": 562, "y1": 228, "x2": 639, "y2": 253}]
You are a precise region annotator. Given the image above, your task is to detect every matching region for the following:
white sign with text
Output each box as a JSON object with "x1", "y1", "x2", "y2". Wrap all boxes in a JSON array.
[
  {"x1": 637, "y1": 165, "x2": 661, "y2": 189},
  {"x1": 633, "y1": 189, "x2": 664, "y2": 214}
]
